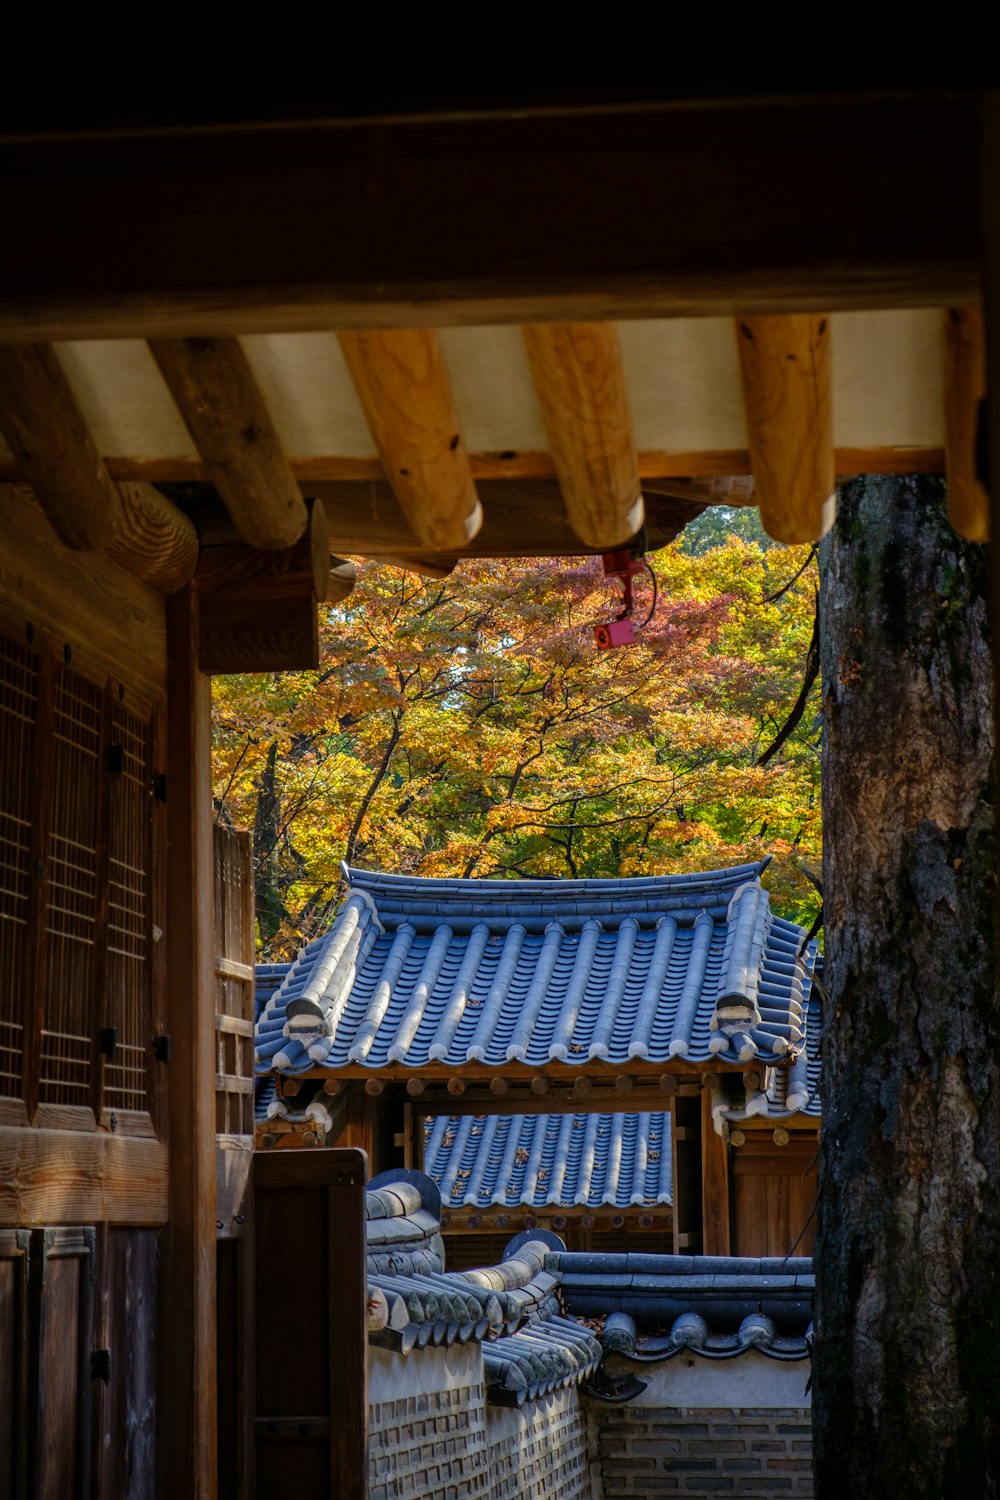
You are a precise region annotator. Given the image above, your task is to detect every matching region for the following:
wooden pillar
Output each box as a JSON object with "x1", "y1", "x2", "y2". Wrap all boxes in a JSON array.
[
  {"x1": 700, "y1": 1087, "x2": 732, "y2": 1257},
  {"x1": 163, "y1": 585, "x2": 217, "y2": 1498}
]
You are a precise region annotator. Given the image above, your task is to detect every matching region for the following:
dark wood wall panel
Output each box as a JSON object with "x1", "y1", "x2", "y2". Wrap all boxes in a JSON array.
[{"x1": 92, "y1": 1228, "x2": 158, "y2": 1500}]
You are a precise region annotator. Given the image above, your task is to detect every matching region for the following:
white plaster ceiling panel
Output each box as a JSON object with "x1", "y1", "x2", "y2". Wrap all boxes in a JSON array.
[
  {"x1": 53, "y1": 340, "x2": 196, "y2": 458},
  {"x1": 619, "y1": 318, "x2": 749, "y2": 453},
  {"x1": 437, "y1": 326, "x2": 550, "y2": 451},
  {"x1": 240, "y1": 333, "x2": 376, "y2": 457},
  {"x1": 832, "y1": 309, "x2": 944, "y2": 448}
]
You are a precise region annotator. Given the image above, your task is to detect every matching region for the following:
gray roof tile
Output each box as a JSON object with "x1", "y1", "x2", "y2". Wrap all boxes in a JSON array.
[
  {"x1": 424, "y1": 1110, "x2": 672, "y2": 1210},
  {"x1": 256, "y1": 864, "x2": 817, "y2": 1077}
]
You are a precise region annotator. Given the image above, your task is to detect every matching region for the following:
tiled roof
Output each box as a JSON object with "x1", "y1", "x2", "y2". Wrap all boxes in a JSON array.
[
  {"x1": 254, "y1": 960, "x2": 290, "y2": 1021},
  {"x1": 712, "y1": 987, "x2": 822, "y2": 1125},
  {"x1": 550, "y1": 1250, "x2": 814, "y2": 1366},
  {"x1": 424, "y1": 1111, "x2": 672, "y2": 1211},
  {"x1": 364, "y1": 1201, "x2": 602, "y2": 1402},
  {"x1": 364, "y1": 1173, "x2": 812, "y2": 1406},
  {"x1": 256, "y1": 862, "x2": 816, "y2": 1077}
]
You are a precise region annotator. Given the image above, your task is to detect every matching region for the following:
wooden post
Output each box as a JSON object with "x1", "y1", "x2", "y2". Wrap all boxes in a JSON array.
[
  {"x1": 944, "y1": 307, "x2": 989, "y2": 541},
  {"x1": 163, "y1": 585, "x2": 217, "y2": 1499},
  {"x1": 700, "y1": 1086, "x2": 731, "y2": 1257}
]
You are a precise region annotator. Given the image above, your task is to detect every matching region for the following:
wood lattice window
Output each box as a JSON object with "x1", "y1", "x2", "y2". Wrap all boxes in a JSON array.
[
  {"x1": 0, "y1": 613, "x2": 164, "y2": 1132},
  {"x1": 40, "y1": 665, "x2": 103, "y2": 1109},
  {"x1": 105, "y1": 701, "x2": 155, "y2": 1116},
  {"x1": 0, "y1": 634, "x2": 37, "y2": 1103},
  {"x1": 213, "y1": 824, "x2": 255, "y2": 1141}
]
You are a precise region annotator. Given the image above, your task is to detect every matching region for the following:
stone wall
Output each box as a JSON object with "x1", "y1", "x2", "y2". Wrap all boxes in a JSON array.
[
  {"x1": 368, "y1": 1344, "x2": 591, "y2": 1500},
  {"x1": 368, "y1": 1341, "x2": 812, "y2": 1499},
  {"x1": 369, "y1": 1344, "x2": 491, "y2": 1499},
  {"x1": 487, "y1": 1388, "x2": 590, "y2": 1500},
  {"x1": 590, "y1": 1352, "x2": 813, "y2": 1499}
]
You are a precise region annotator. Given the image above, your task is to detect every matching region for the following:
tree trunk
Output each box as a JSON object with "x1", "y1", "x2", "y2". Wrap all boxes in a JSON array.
[{"x1": 814, "y1": 474, "x2": 999, "y2": 1495}]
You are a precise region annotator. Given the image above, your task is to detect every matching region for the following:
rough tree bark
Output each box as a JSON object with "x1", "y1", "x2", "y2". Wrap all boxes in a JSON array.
[{"x1": 814, "y1": 474, "x2": 999, "y2": 1496}]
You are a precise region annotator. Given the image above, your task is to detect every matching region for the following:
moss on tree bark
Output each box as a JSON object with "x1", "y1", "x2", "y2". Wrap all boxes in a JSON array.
[{"x1": 814, "y1": 474, "x2": 999, "y2": 1495}]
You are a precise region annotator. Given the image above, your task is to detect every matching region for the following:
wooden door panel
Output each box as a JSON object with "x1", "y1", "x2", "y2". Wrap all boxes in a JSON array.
[
  {"x1": 0, "y1": 1229, "x2": 31, "y2": 1500},
  {"x1": 31, "y1": 1228, "x2": 94, "y2": 1500},
  {"x1": 253, "y1": 1148, "x2": 367, "y2": 1499}
]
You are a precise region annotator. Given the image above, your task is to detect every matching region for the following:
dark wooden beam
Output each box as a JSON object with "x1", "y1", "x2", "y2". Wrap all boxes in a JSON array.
[
  {"x1": 700, "y1": 1085, "x2": 732, "y2": 1256},
  {"x1": 315, "y1": 477, "x2": 703, "y2": 559},
  {"x1": 944, "y1": 306, "x2": 989, "y2": 541},
  {"x1": 0, "y1": 445, "x2": 947, "y2": 487},
  {"x1": 149, "y1": 338, "x2": 308, "y2": 550},
  {"x1": 194, "y1": 499, "x2": 337, "y2": 673},
  {"x1": 0, "y1": 93, "x2": 979, "y2": 339}
]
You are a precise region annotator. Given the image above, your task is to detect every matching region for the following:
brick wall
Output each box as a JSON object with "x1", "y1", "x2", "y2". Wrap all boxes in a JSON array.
[{"x1": 592, "y1": 1405, "x2": 813, "y2": 1498}]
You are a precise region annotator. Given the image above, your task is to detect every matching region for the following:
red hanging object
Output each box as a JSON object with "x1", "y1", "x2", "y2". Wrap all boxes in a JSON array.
[{"x1": 593, "y1": 549, "x2": 647, "y2": 649}]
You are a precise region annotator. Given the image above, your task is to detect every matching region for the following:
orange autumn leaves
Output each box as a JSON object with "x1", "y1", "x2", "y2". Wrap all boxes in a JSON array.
[{"x1": 213, "y1": 534, "x2": 820, "y2": 956}]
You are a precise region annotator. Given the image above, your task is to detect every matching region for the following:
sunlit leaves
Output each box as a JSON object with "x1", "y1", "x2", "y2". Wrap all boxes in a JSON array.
[{"x1": 212, "y1": 532, "x2": 821, "y2": 956}]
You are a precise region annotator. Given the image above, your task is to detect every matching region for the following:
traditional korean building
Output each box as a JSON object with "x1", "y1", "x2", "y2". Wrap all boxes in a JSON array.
[{"x1": 255, "y1": 861, "x2": 821, "y2": 1260}]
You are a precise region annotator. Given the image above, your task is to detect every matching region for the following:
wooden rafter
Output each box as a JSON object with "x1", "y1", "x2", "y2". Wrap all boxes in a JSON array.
[
  {"x1": 0, "y1": 342, "x2": 124, "y2": 551},
  {"x1": 523, "y1": 322, "x2": 643, "y2": 548},
  {"x1": 0, "y1": 344, "x2": 200, "y2": 587},
  {"x1": 735, "y1": 313, "x2": 835, "y2": 544},
  {"x1": 108, "y1": 481, "x2": 199, "y2": 593},
  {"x1": 337, "y1": 329, "x2": 482, "y2": 551},
  {"x1": 944, "y1": 306, "x2": 988, "y2": 542},
  {"x1": 149, "y1": 337, "x2": 308, "y2": 551}
]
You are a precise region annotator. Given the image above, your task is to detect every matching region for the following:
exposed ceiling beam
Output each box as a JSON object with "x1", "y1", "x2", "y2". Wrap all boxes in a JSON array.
[
  {"x1": 108, "y1": 481, "x2": 199, "y2": 593},
  {"x1": 522, "y1": 322, "x2": 642, "y2": 548},
  {"x1": 944, "y1": 306, "x2": 988, "y2": 542},
  {"x1": 337, "y1": 329, "x2": 482, "y2": 551},
  {"x1": 0, "y1": 446, "x2": 945, "y2": 488},
  {"x1": 0, "y1": 94, "x2": 978, "y2": 340},
  {"x1": 0, "y1": 341, "x2": 124, "y2": 550},
  {"x1": 149, "y1": 337, "x2": 308, "y2": 550},
  {"x1": 310, "y1": 478, "x2": 704, "y2": 561},
  {"x1": 194, "y1": 500, "x2": 336, "y2": 674},
  {"x1": 0, "y1": 344, "x2": 199, "y2": 587},
  {"x1": 735, "y1": 314, "x2": 835, "y2": 544}
]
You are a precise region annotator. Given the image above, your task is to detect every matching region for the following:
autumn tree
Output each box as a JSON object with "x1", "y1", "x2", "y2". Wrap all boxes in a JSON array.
[
  {"x1": 813, "y1": 474, "x2": 999, "y2": 1496},
  {"x1": 213, "y1": 535, "x2": 821, "y2": 956}
]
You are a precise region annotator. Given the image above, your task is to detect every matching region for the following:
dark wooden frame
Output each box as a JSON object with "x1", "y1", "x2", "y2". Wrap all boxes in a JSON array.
[{"x1": 0, "y1": 92, "x2": 980, "y2": 342}]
